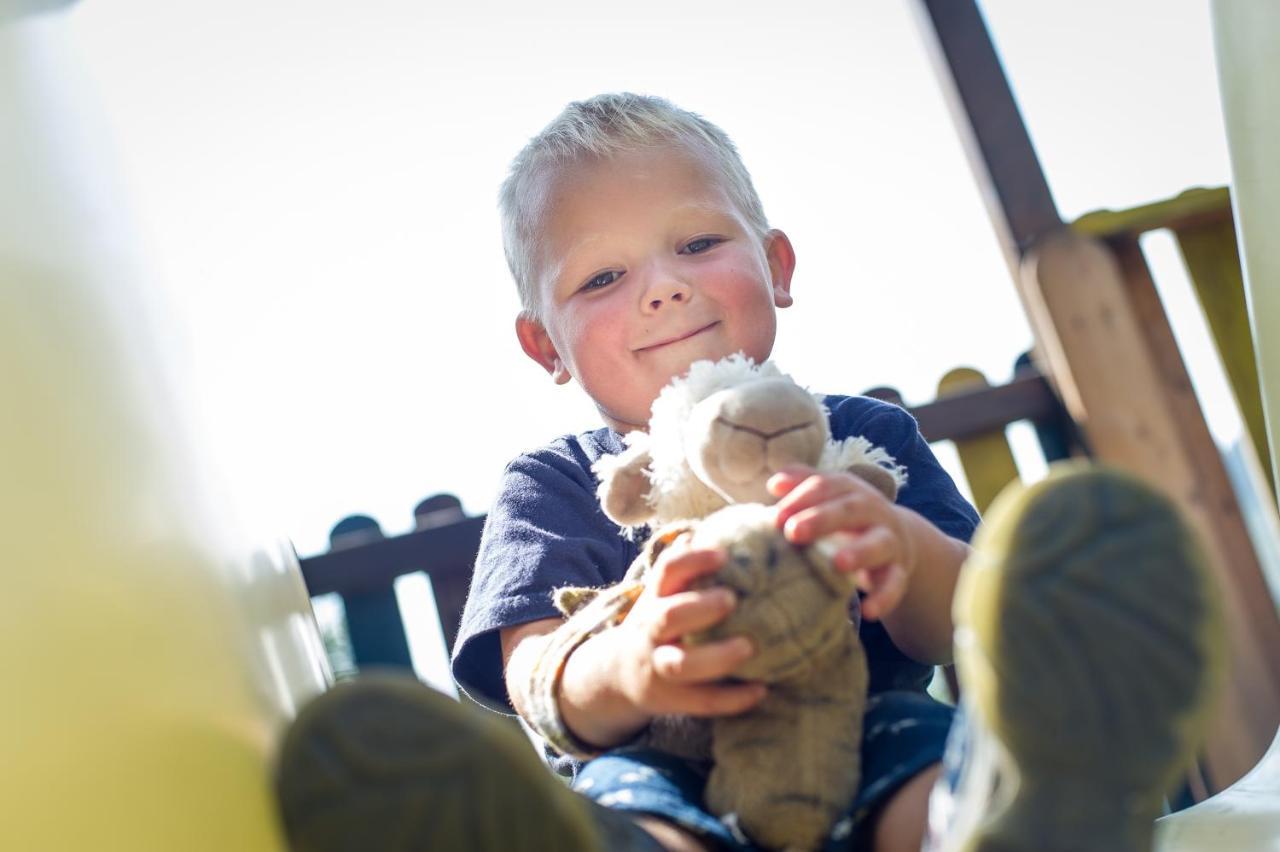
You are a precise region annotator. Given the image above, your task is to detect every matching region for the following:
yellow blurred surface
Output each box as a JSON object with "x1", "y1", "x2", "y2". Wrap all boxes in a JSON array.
[
  {"x1": 1214, "y1": 0, "x2": 1280, "y2": 496},
  {"x1": 2, "y1": 13, "x2": 328, "y2": 850}
]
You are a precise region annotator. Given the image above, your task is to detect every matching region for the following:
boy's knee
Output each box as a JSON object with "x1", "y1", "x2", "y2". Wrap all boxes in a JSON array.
[{"x1": 871, "y1": 762, "x2": 940, "y2": 852}]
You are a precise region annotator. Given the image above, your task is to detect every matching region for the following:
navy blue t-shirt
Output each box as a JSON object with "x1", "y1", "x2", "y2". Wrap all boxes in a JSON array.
[{"x1": 451, "y1": 394, "x2": 980, "y2": 712}]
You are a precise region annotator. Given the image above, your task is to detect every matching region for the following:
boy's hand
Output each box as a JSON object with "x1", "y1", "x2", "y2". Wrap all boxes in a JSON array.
[
  {"x1": 769, "y1": 464, "x2": 915, "y2": 622},
  {"x1": 606, "y1": 540, "x2": 767, "y2": 719}
]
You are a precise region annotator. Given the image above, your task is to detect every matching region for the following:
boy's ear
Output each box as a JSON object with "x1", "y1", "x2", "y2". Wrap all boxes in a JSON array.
[
  {"x1": 765, "y1": 229, "x2": 796, "y2": 309},
  {"x1": 515, "y1": 312, "x2": 572, "y2": 385}
]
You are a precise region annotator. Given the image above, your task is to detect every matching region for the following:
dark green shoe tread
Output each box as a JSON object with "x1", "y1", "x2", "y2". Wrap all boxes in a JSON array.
[
  {"x1": 274, "y1": 674, "x2": 604, "y2": 852},
  {"x1": 953, "y1": 464, "x2": 1224, "y2": 852}
]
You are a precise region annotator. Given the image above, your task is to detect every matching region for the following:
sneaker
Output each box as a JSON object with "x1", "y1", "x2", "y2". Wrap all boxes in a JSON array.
[
  {"x1": 925, "y1": 464, "x2": 1223, "y2": 852},
  {"x1": 274, "y1": 672, "x2": 662, "y2": 852}
]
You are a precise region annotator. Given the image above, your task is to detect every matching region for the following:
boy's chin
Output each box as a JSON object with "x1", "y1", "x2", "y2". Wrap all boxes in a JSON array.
[{"x1": 595, "y1": 405, "x2": 648, "y2": 434}]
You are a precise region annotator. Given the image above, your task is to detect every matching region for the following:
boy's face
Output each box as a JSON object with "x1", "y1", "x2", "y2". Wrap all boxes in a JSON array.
[{"x1": 516, "y1": 146, "x2": 795, "y2": 433}]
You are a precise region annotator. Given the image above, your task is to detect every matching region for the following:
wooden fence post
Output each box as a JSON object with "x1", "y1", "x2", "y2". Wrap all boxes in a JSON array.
[
  {"x1": 937, "y1": 367, "x2": 1020, "y2": 514},
  {"x1": 329, "y1": 515, "x2": 413, "y2": 670}
]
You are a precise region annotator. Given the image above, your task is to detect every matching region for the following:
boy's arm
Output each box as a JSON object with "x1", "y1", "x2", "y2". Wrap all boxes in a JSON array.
[
  {"x1": 771, "y1": 465, "x2": 972, "y2": 667},
  {"x1": 804, "y1": 398, "x2": 982, "y2": 667},
  {"x1": 502, "y1": 619, "x2": 651, "y2": 750},
  {"x1": 879, "y1": 505, "x2": 971, "y2": 664},
  {"x1": 500, "y1": 545, "x2": 767, "y2": 754}
]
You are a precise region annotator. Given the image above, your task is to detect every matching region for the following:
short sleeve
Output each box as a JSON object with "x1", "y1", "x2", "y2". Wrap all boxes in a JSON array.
[{"x1": 450, "y1": 439, "x2": 636, "y2": 712}]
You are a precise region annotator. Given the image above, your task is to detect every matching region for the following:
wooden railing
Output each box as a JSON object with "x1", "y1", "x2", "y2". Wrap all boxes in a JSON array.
[{"x1": 298, "y1": 355, "x2": 1072, "y2": 672}]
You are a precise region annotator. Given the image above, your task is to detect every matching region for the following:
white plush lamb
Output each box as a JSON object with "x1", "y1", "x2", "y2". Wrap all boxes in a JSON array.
[{"x1": 528, "y1": 355, "x2": 906, "y2": 851}]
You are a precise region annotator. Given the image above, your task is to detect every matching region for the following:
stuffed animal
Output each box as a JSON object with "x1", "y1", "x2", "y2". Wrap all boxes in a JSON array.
[{"x1": 552, "y1": 355, "x2": 906, "y2": 851}]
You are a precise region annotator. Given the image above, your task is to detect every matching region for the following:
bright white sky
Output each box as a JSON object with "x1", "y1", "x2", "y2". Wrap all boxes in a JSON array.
[{"x1": 63, "y1": 0, "x2": 1230, "y2": 558}]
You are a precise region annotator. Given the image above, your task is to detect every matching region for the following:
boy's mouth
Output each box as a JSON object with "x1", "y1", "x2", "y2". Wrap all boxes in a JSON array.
[{"x1": 635, "y1": 321, "x2": 719, "y2": 353}]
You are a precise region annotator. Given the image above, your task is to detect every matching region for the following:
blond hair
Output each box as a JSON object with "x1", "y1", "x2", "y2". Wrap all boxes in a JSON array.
[{"x1": 499, "y1": 93, "x2": 770, "y2": 318}]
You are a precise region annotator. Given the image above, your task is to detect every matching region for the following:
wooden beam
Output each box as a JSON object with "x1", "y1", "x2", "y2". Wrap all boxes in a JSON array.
[
  {"x1": 914, "y1": 0, "x2": 1061, "y2": 279},
  {"x1": 1074, "y1": 186, "x2": 1232, "y2": 239},
  {"x1": 916, "y1": 0, "x2": 1280, "y2": 790},
  {"x1": 936, "y1": 368, "x2": 1022, "y2": 513},
  {"x1": 909, "y1": 368, "x2": 1062, "y2": 444},
  {"x1": 300, "y1": 516, "x2": 484, "y2": 596},
  {"x1": 1022, "y1": 229, "x2": 1280, "y2": 788},
  {"x1": 299, "y1": 516, "x2": 484, "y2": 653}
]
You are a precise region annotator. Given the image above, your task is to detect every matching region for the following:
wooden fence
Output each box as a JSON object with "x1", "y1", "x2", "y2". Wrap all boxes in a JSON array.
[{"x1": 297, "y1": 355, "x2": 1075, "y2": 676}]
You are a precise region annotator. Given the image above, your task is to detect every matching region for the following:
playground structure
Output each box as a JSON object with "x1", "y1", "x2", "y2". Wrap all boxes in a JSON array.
[{"x1": 4, "y1": 0, "x2": 1279, "y2": 849}]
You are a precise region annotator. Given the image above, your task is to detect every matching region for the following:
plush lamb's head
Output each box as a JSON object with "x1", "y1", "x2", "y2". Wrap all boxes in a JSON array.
[{"x1": 594, "y1": 355, "x2": 905, "y2": 529}]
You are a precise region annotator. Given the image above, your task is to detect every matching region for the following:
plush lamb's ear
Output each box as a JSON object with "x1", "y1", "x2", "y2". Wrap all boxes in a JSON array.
[
  {"x1": 850, "y1": 462, "x2": 900, "y2": 503},
  {"x1": 821, "y1": 435, "x2": 906, "y2": 503},
  {"x1": 594, "y1": 439, "x2": 656, "y2": 527}
]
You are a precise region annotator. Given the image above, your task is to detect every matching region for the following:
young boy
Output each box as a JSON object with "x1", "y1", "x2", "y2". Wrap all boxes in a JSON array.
[
  {"x1": 449, "y1": 92, "x2": 979, "y2": 851},
  {"x1": 273, "y1": 93, "x2": 1223, "y2": 852}
]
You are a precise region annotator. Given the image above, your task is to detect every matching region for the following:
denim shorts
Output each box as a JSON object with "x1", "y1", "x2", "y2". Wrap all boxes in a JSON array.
[{"x1": 572, "y1": 690, "x2": 954, "y2": 851}]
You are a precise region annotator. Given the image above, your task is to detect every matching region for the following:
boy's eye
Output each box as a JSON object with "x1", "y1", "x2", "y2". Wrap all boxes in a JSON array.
[
  {"x1": 581, "y1": 270, "x2": 621, "y2": 292},
  {"x1": 682, "y1": 237, "x2": 723, "y2": 255}
]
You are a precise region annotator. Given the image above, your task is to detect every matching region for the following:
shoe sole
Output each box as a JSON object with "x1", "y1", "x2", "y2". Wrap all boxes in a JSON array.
[
  {"x1": 274, "y1": 673, "x2": 602, "y2": 852},
  {"x1": 953, "y1": 464, "x2": 1223, "y2": 852}
]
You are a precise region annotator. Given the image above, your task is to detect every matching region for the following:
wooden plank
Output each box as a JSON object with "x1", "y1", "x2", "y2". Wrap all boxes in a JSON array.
[
  {"x1": 910, "y1": 369, "x2": 1062, "y2": 444},
  {"x1": 937, "y1": 367, "x2": 1021, "y2": 514},
  {"x1": 1174, "y1": 214, "x2": 1273, "y2": 495},
  {"x1": 918, "y1": 0, "x2": 1280, "y2": 790},
  {"x1": 1014, "y1": 351, "x2": 1082, "y2": 463},
  {"x1": 300, "y1": 516, "x2": 484, "y2": 596},
  {"x1": 914, "y1": 0, "x2": 1061, "y2": 278},
  {"x1": 1076, "y1": 187, "x2": 1270, "y2": 490},
  {"x1": 1074, "y1": 187, "x2": 1233, "y2": 239},
  {"x1": 299, "y1": 515, "x2": 484, "y2": 654},
  {"x1": 1021, "y1": 227, "x2": 1280, "y2": 788},
  {"x1": 344, "y1": 589, "x2": 414, "y2": 669}
]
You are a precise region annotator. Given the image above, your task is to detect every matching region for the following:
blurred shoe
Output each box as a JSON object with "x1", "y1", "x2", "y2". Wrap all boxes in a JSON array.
[
  {"x1": 925, "y1": 464, "x2": 1223, "y2": 852},
  {"x1": 275, "y1": 672, "x2": 661, "y2": 852}
]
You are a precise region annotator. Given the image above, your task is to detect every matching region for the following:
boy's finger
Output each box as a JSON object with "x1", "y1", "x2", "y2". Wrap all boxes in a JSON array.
[
  {"x1": 645, "y1": 588, "x2": 736, "y2": 642},
  {"x1": 766, "y1": 464, "x2": 816, "y2": 497},
  {"x1": 651, "y1": 636, "x2": 754, "y2": 683},
  {"x1": 782, "y1": 493, "x2": 873, "y2": 543},
  {"x1": 774, "y1": 477, "x2": 864, "y2": 531},
  {"x1": 832, "y1": 526, "x2": 895, "y2": 573},
  {"x1": 859, "y1": 564, "x2": 908, "y2": 621},
  {"x1": 653, "y1": 546, "x2": 725, "y2": 596},
  {"x1": 672, "y1": 681, "x2": 768, "y2": 718}
]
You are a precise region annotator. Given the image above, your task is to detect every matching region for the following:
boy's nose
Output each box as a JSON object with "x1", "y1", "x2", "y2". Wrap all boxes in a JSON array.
[{"x1": 641, "y1": 278, "x2": 693, "y2": 313}]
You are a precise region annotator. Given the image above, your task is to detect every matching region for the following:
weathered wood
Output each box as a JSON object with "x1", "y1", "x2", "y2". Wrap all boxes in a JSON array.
[
  {"x1": 1074, "y1": 186, "x2": 1235, "y2": 239},
  {"x1": 301, "y1": 515, "x2": 484, "y2": 654},
  {"x1": 343, "y1": 590, "x2": 413, "y2": 669},
  {"x1": 1021, "y1": 228, "x2": 1280, "y2": 788},
  {"x1": 864, "y1": 372, "x2": 1064, "y2": 445},
  {"x1": 909, "y1": 369, "x2": 1063, "y2": 444},
  {"x1": 919, "y1": 0, "x2": 1280, "y2": 791},
  {"x1": 326, "y1": 516, "x2": 414, "y2": 670},
  {"x1": 937, "y1": 368, "x2": 1021, "y2": 514},
  {"x1": 914, "y1": 0, "x2": 1061, "y2": 280},
  {"x1": 869, "y1": 363, "x2": 1080, "y2": 462},
  {"x1": 1174, "y1": 215, "x2": 1272, "y2": 495},
  {"x1": 1077, "y1": 188, "x2": 1271, "y2": 494},
  {"x1": 1014, "y1": 350, "x2": 1083, "y2": 463}
]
